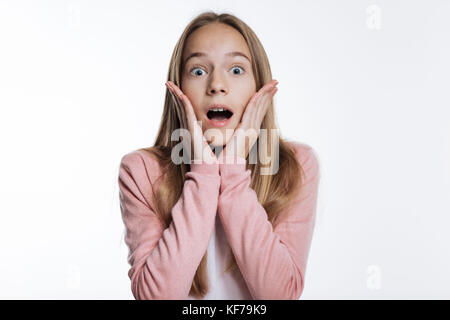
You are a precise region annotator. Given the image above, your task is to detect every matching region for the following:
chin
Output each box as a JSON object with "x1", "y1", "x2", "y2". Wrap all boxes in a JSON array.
[
  {"x1": 204, "y1": 126, "x2": 234, "y2": 147},
  {"x1": 209, "y1": 138, "x2": 226, "y2": 148}
]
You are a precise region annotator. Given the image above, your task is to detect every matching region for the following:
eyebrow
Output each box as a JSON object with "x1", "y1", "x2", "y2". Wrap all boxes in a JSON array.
[{"x1": 183, "y1": 51, "x2": 251, "y2": 65}]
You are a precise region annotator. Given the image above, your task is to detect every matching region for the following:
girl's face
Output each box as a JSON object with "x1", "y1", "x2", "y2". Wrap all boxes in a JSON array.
[{"x1": 181, "y1": 22, "x2": 256, "y2": 147}]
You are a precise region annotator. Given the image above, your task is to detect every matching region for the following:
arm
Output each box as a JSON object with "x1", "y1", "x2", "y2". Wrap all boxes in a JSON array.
[
  {"x1": 217, "y1": 144, "x2": 320, "y2": 300},
  {"x1": 118, "y1": 150, "x2": 220, "y2": 299}
]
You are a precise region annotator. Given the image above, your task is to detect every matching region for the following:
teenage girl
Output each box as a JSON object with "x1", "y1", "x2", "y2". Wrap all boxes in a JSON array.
[{"x1": 118, "y1": 11, "x2": 321, "y2": 300}]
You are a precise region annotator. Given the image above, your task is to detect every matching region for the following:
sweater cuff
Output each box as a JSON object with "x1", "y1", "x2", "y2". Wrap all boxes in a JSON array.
[
  {"x1": 190, "y1": 160, "x2": 220, "y2": 176},
  {"x1": 219, "y1": 154, "x2": 247, "y2": 176}
]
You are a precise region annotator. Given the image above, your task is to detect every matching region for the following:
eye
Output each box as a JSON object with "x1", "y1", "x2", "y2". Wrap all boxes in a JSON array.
[
  {"x1": 230, "y1": 65, "x2": 245, "y2": 75},
  {"x1": 188, "y1": 64, "x2": 245, "y2": 77},
  {"x1": 190, "y1": 66, "x2": 206, "y2": 77}
]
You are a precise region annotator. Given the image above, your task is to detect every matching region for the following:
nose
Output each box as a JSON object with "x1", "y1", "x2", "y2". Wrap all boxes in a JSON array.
[{"x1": 207, "y1": 70, "x2": 227, "y2": 95}]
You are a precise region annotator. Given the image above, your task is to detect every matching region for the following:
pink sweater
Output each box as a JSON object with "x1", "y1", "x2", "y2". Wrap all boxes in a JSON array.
[{"x1": 118, "y1": 141, "x2": 320, "y2": 300}]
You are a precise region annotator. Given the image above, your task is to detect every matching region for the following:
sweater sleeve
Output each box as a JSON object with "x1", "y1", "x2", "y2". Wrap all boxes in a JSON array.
[
  {"x1": 217, "y1": 144, "x2": 320, "y2": 300},
  {"x1": 118, "y1": 150, "x2": 221, "y2": 299}
]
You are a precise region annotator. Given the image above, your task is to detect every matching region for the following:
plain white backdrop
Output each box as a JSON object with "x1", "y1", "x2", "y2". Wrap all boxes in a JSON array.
[{"x1": 0, "y1": 0, "x2": 449, "y2": 299}]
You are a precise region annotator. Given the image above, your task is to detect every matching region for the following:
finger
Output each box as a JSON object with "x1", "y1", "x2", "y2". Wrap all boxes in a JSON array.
[
  {"x1": 263, "y1": 79, "x2": 278, "y2": 91},
  {"x1": 168, "y1": 82, "x2": 187, "y2": 103},
  {"x1": 167, "y1": 81, "x2": 196, "y2": 119},
  {"x1": 166, "y1": 82, "x2": 214, "y2": 161},
  {"x1": 168, "y1": 88, "x2": 203, "y2": 144},
  {"x1": 256, "y1": 90, "x2": 273, "y2": 121},
  {"x1": 167, "y1": 81, "x2": 188, "y2": 104},
  {"x1": 167, "y1": 82, "x2": 185, "y2": 108},
  {"x1": 269, "y1": 86, "x2": 278, "y2": 96},
  {"x1": 241, "y1": 94, "x2": 259, "y2": 125},
  {"x1": 253, "y1": 85, "x2": 274, "y2": 113},
  {"x1": 232, "y1": 81, "x2": 277, "y2": 128},
  {"x1": 240, "y1": 92, "x2": 257, "y2": 124},
  {"x1": 167, "y1": 83, "x2": 201, "y2": 142},
  {"x1": 246, "y1": 83, "x2": 274, "y2": 124},
  {"x1": 255, "y1": 80, "x2": 278, "y2": 101},
  {"x1": 253, "y1": 86, "x2": 276, "y2": 125}
]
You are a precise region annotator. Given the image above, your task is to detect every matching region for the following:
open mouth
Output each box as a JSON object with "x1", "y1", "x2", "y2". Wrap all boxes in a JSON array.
[{"x1": 206, "y1": 109, "x2": 233, "y2": 121}]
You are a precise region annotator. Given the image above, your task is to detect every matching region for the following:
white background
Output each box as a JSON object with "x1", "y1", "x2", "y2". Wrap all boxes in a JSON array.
[{"x1": 0, "y1": 0, "x2": 449, "y2": 299}]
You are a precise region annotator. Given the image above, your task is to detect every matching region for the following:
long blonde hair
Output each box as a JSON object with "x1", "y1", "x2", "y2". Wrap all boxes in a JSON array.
[{"x1": 139, "y1": 11, "x2": 305, "y2": 298}]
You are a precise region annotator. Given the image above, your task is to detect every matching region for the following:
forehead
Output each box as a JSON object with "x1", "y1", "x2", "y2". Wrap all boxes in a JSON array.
[{"x1": 183, "y1": 23, "x2": 251, "y2": 62}]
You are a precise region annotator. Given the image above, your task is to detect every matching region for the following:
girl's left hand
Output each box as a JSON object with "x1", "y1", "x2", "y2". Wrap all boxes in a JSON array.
[{"x1": 218, "y1": 79, "x2": 278, "y2": 162}]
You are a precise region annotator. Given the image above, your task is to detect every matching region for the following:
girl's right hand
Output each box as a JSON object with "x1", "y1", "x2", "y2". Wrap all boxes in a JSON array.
[{"x1": 166, "y1": 81, "x2": 218, "y2": 165}]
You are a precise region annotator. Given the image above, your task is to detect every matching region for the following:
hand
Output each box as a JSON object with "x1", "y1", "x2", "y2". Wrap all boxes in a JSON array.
[
  {"x1": 218, "y1": 79, "x2": 278, "y2": 162},
  {"x1": 166, "y1": 81, "x2": 218, "y2": 165}
]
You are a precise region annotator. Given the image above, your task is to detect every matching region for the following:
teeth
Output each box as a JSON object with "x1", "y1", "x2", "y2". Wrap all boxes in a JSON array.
[{"x1": 210, "y1": 108, "x2": 225, "y2": 112}]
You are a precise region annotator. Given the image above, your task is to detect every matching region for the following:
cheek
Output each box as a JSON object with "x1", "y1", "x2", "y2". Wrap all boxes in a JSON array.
[
  {"x1": 241, "y1": 80, "x2": 256, "y2": 104},
  {"x1": 181, "y1": 83, "x2": 199, "y2": 105},
  {"x1": 237, "y1": 89, "x2": 256, "y2": 112},
  {"x1": 188, "y1": 100, "x2": 201, "y2": 119}
]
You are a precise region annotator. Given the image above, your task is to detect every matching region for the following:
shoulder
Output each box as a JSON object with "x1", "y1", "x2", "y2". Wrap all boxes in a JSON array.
[
  {"x1": 286, "y1": 140, "x2": 321, "y2": 181},
  {"x1": 119, "y1": 147, "x2": 165, "y2": 187}
]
